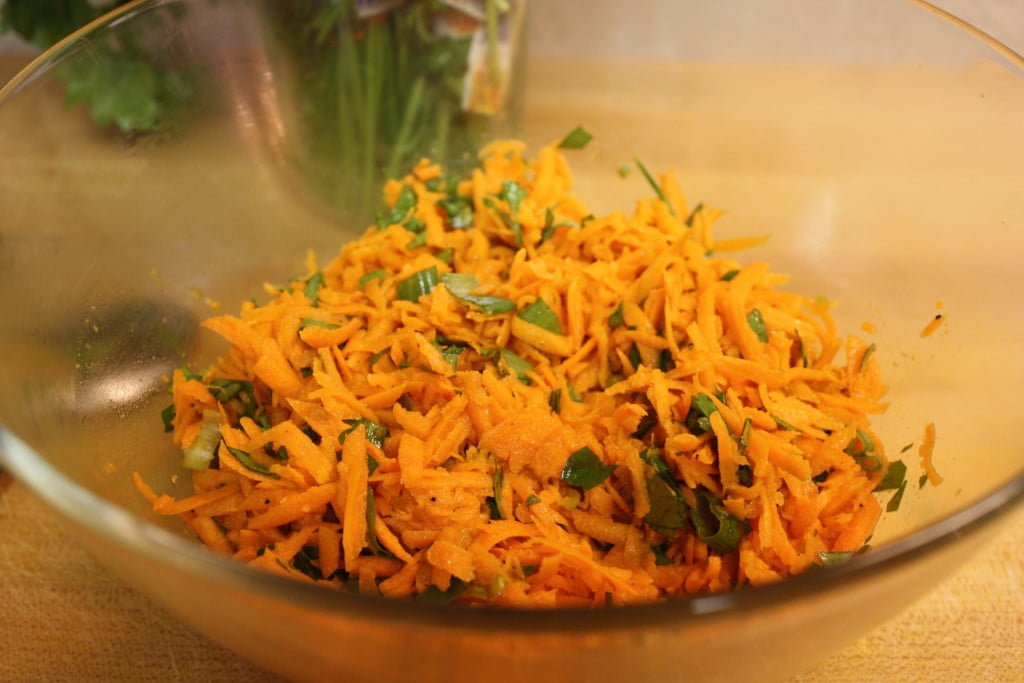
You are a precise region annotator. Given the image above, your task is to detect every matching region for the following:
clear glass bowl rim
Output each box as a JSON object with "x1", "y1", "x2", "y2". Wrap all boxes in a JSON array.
[{"x1": 1, "y1": 0, "x2": 1023, "y2": 634}]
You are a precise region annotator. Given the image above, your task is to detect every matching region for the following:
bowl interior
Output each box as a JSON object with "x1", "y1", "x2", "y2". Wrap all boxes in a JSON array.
[{"x1": 1, "y1": 0, "x2": 1023, "y2": 647}]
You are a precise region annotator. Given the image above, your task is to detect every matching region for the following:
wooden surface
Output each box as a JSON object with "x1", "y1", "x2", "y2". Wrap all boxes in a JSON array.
[{"x1": 2, "y1": 46, "x2": 1024, "y2": 683}]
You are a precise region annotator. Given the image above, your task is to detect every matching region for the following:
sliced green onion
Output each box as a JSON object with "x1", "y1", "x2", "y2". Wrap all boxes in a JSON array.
[
  {"x1": 498, "y1": 349, "x2": 533, "y2": 385},
  {"x1": 818, "y1": 550, "x2": 856, "y2": 567},
  {"x1": 517, "y1": 297, "x2": 563, "y2": 334},
  {"x1": 434, "y1": 341, "x2": 464, "y2": 373},
  {"x1": 548, "y1": 388, "x2": 562, "y2": 414},
  {"x1": 437, "y1": 195, "x2": 474, "y2": 229},
  {"x1": 182, "y1": 410, "x2": 220, "y2": 471},
  {"x1": 396, "y1": 266, "x2": 439, "y2": 302},
  {"x1": 358, "y1": 269, "x2": 387, "y2": 289},
  {"x1": 300, "y1": 318, "x2": 340, "y2": 331},
  {"x1": 441, "y1": 272, "x2": 516, "y2": 314}
]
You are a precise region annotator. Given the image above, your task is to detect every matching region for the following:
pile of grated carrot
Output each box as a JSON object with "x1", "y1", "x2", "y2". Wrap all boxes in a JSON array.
[{"x1": 136, "y1": 136, "x2": 899, "y2": 606}]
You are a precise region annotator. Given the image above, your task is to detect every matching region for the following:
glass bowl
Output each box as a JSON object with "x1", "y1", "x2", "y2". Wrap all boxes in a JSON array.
[{"x1": 1, "y1": 1, "x2": 1022, "y2": 681}]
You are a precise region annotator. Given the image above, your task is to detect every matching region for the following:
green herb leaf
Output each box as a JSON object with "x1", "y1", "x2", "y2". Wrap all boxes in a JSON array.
[
  {"x1": 684, "y1": 201, "x2": 704, "y2": 227},
  {"x1": 376, "y1": 184, "x2": 418, "y2": 229},
  {"x1": 794, "y1": 329, "x2": 809, "y2": 368},
  {"x1": 651, "y1": 543, "x2": 673, "y2": 566},
  {"x1": 358, "y1": 269, "x2": 388, "y2": 289},
  {"x1": 160, "y1": 404, "x2": 175, "y2": 432},
  {"x1": 859, "y1": 342, "x2": 877, "y2": 371},
  {"x1": 747, "y1": 308, "x2": 769, "y2": 343},
  {"x1": 417, "y1": 578, "x2": 468, "y2": 604},
  {"x1": 818, "y1": 550, "x2": 856, "y2": 567},
  {"x1": 339, "y1": 419, "x2": 389, "y2": 450},
  {"x1": 501, "y1": 180, "x2": 526, "y2": 214},
  {"x1": 641, "y1": 449, "x2": 688, "y2": 536},
  {"x1": 498, "y1": 349, "x2": 533, "y2": 385},
  {"x1": 560, "y1": 446, "x2": 616, "y2": 490},
  {"x1": 488, "y1": 469, "x2": 504, "y2": 520},
  {"x1": 608, "y1": 304, "x2": 625, "y2": 328},
  {"x1": 300, "y1": 318, "x2": 340, "y2": 331},
  {"x1": 876, "y1": 459, "x2": 907, "y2": 491},
  {"x1": 720, "y1": 269, "x2": 740, "y2": 282},
  {"x1": 365, "y1": 490, "x2": 396, "y2": 558},
  {"x1": 540, "y1": 207, "x2": 577, "y2": 244},
  {"x1": 406, "y1": 231, "x2": 428, "y2": 249},
  {"x1": 180, "y1": 364, "x2": 203, "y2": 382},
  {"x1": 304, "y1": 271, "x2": 326, "y2": 306},
  {"x1": 886, "y1": 480, "x2": 908, "y2": 512},
  {"x1": 517, "y1": 297, "x2": 563, "y2": 334},
  {"x1": 634, "y1": 157, "x2": 674, "y2": 215},
  {"x1": 548, "y1": 388, "x2": 562, "y2": 414},
  {"x1": 434, "y1": 341, "x2": 464, "y2": 373},
  {"x1": 265, "y1": 445, "x2": 289, "y2": 461},
  {"x1": 396, "y1": 266, "x2": 439, "y2": 302},
  {"x1": 845, "y1": 429, "x2": 882, "y2": 471},
  {"x1": 684, "y1": 392, "x2": 718, "y2": 435},
  {"x1": 437, "y1": 195, "x2": 474, "y2": 229},
  {"x1": 292, "y1": 547, "x2": 330, "y2": 581},
  {"x1": 738, "y1": 417, "x2": 753, "y2": 452},
  {"x1": 525, "y1": 494, "x2": 541, "y2": 507},
  {"x1": 691, "y1": 488, "x2": 743, "y2": 553},
  {"x1": 441, "y1": 272, "x2": 516, "y2": 314},
  {"x1": 627, "y1": 344, "x2": 642, "y2": 371},
  {"x1": 208, "y1": 378, "x2": 258, "y2": 420},
  {"x1": 557, "y1": 125, "x2": 593, "y2": 149},
  {"x1": 227, "y1": 446, "x2": 279, "y2": 479}
]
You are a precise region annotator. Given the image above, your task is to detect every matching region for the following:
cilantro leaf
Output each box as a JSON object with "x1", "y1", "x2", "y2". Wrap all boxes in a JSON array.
[
  {"x1": 691, "y1": 488, "x2": 743, "y2": 554},
  {"x1": 517, "y1": 297, "x2": 563, "y2": 334},
  {"x1": 641, "y1": 449, "x2": 688, "y2": 536},
  {"x1": 560, "y1": 447, "x2": 616, "y2": 490}
]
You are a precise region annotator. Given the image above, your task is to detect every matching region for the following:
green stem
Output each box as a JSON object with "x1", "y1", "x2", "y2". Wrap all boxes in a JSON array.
[
  {"x1": 386, "y1": 75, "x2": 426, "y2": 181},
  {"x1": 485, "y1": 0, "x2": 502, "y2": 88}
]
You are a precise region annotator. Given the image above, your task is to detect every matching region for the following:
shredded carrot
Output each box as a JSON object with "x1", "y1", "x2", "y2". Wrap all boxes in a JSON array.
[
  {"x1": 138, "y1": 137, "x2": 906, "y2": 604},
  {"x1": 919, "y1": 422, "x2": 943, "y2": 486},
  {"x1": 920, "y1": 313, "x2": 946, "y2": 338}
]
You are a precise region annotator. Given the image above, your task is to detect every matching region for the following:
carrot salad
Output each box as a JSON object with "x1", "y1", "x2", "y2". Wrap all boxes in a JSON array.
[{"x1": 136, "y1": 135, "x2": 903, "y2": 606}]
